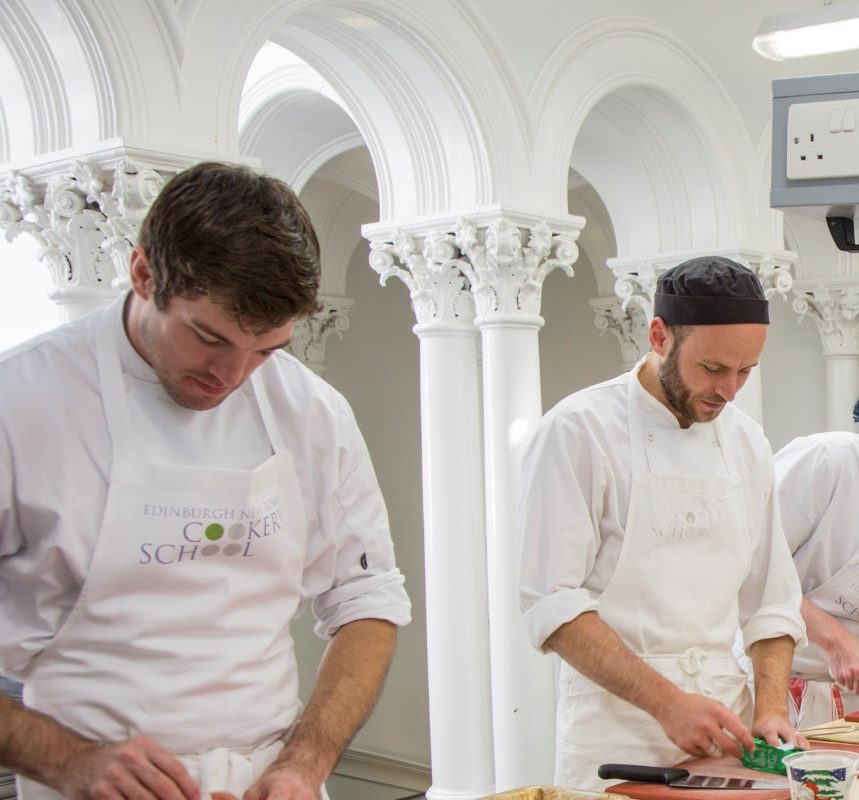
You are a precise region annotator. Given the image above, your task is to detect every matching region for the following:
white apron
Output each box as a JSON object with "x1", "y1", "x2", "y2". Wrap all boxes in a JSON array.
[
  {"x1": 19, "y1": 312, "x2": 314, "y2": 800},
  {"x1": 790, "y1": 555, "x2": 859, "y2": 728},
  {"x1": 555, "y1": 376, "x2": 754, "y2": 791}
]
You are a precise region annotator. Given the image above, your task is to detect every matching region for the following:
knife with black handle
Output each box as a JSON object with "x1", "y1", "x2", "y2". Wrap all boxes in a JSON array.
[{"x1": 598, "y1": 763, "x2": 789, "y2": 790}]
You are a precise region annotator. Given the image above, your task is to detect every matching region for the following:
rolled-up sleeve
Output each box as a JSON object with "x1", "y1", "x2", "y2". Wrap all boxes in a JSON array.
[
  {"x1": 518, "y1": 407, "x2": 605, "y2": 652},
  {"x1": 308, "y1": 406, "x2": 411, "y2": 638}
]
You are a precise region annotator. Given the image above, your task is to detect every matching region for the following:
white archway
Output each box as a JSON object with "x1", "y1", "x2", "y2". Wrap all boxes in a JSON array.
[
  {"x1": 0, "y1": 0, "x2": 115, "y2": 163},
  {"x1": 532, "y1": 16, "x2": 760, "y2": 254}
]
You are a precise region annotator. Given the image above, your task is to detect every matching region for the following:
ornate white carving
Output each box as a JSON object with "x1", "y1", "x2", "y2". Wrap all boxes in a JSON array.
[
  {"x1": 0, "y1": 160, "x2": 165, "y2": 303},
  {"x1": 793, "y1": 284, "x2": 859, "y2": 356},
  {"x1": 368, "y1": 216, "x2": 580, "y2": 326},
  {"x1": 734, "y1": 253, "x2": 794, "y2": 300},
  {"x1": 589, "y1": 296, "x2": 649, "y2": 369},
  {"x1": 102, "y1": 161, "x2": 165, "y2": 289},
  {"x1": 455, "y1": 218, "x2": 579, "y2": 322},
  {"x1": 368, "y1": 229, "x2": 475, "y2": 326},
  {"x1": 288, "y1": 297, "x2": 354, "y2": 373},
  {"x1": 612, "y1": 261, "x2": 662, "y2": 321}
]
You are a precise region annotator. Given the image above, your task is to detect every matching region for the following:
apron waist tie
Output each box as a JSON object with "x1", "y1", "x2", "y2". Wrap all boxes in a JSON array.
[
  {"x1": 642, "y1": 647, "x2": 737, "y2": 697},
  {"x1": 178, "y1": 736, "x2": 284, "y2": 798},
  {"x1": 199, "y1": 748, "x2": 255, "y2": 798}
]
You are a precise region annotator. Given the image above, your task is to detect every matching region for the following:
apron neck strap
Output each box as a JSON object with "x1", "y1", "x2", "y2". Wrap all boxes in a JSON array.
[{"x1": 250, "y1": 368, "x2": 287, "y2": 455}]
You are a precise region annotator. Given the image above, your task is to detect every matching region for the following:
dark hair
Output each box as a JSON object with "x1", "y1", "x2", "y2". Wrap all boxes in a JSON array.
[{"x1": 138, "y1": 161, "x2": 321, "y2": 330}]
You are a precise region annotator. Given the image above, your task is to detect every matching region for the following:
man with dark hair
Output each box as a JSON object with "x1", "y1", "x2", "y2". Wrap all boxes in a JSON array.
[
  {"x1": 0, "y1": 161, "x2": 411, "y2": 800},
  {"x1": 518, "y1": 256, "x2": 806, "y2": 790}
]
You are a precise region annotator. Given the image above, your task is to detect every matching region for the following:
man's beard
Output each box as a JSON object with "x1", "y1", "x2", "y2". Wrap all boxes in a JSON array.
[{"x1": 658, "y1": 340, "x2": 725, "y2": 425}]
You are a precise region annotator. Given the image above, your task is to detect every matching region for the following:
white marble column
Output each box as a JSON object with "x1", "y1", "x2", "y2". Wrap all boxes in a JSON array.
[
  {"x1": 0, "y1": 156, "x2": 167, "y2": 321},
  {"x1": 607, "y1": 250, "x2": 795, "y2": 425},
  {"x1": 289, "y1": 296, "x2": 354, "y2": 374},
  {"x1": 454, "y1": 212, "x2": 584, "y2": 791},
  {"x1": 366, "y1": 226, "x2": 494, "y2": 800},
  {"x1": 793, "y1": 282, "x2": 859, "y2": 431}
]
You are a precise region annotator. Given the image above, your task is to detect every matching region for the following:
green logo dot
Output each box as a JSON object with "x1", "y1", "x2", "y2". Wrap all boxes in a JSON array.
[{"x1": 205, "y1": 523, "x2": 224, "y2": 541}]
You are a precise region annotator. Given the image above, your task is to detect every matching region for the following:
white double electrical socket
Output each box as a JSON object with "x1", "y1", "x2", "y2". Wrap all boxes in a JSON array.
[{"x1": 787, "y1": 98, "x2": 859, "y2": 180}]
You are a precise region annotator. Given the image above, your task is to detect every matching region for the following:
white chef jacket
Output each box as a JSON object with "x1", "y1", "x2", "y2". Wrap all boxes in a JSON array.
[
  {"x1": 775, "y1": 431, "x2": 859, "y2": 678},
  {"x1": 519, "y1": 364, "x2": 805, "y2": 656},
  {"x1": 0, "y1": 297, "x2": 411, "y2": 682}
]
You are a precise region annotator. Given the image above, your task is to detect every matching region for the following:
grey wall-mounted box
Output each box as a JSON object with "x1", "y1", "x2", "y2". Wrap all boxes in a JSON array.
[{"x1": 771, "y1": 72, "x2": 859, "y2": 221}]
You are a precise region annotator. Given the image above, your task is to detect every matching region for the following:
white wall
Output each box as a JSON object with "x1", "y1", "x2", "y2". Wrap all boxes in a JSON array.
[
  {"x1": 761, "y1": 273, "x2": 829, "y2": 453},
  {"x1": 539, "y1": 250, "x2": 623, "y2": 413}
]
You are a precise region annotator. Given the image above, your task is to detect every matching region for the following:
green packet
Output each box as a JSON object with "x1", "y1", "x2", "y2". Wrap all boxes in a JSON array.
[{"x1": 741, "y1": 737, "x2": 804, "y2": 775}]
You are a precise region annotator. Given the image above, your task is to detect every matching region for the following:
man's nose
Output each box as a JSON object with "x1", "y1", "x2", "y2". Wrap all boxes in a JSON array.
[
  {"x1": 210, "y1": 351, "x2": 252, "y2": 387},
  {"x1": 715, "y1": 373, "x2": 740, "y2": 402}
]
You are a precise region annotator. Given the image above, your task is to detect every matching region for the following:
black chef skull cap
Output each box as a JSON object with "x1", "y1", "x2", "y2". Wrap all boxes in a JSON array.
[{"x1": 653, "y1": 256, "x2": 769, "y2": 326}]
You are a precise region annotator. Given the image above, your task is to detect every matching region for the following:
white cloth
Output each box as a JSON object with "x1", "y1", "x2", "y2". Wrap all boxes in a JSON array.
[
  {"x1": 0, "y1": 298, "x2": 410, "y2": 791},
  {"x1": 776, "y1": 432, "x2": 859, "y2": 725},
  {"x1": 518, "y1": 357, "x2": 805, "y2": 789}
]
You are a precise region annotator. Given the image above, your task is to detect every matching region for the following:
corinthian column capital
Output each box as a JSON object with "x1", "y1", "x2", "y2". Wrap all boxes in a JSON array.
[
  {"x1": 0, "y1": 153, "x2": 169, "y2": 316},
  {"x1": 734, "y1": 251, "x2": 795, "y2": 299},
  {"x1": 364, "y1": 207, "x2": 584, "y2": 329},
  {"x1": 454, "y1": 217, "x2": 580, "y2": 324},
  {"x1": 793, "y1": 282, "x2": 859, "y2": 356},
  {"x1": 611, "y1": 261, "x2": 662, "y2": 322},
  {"x1": 589, "y1": 296, "x2": 649, "y2": 370},
  {"x1": 288, "y1": 296, "x2": 354, "y2": 373},
  {"x1": 367, "y1": 227, "x2": 476, "y2": 327}
]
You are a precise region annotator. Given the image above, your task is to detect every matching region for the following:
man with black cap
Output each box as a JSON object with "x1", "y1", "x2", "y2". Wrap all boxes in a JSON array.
[{"x1": 518, "y1": 256, "x2": 807, "y2": 790}]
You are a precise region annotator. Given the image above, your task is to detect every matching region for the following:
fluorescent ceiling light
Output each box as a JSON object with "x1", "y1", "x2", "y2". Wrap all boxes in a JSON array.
[{"x1": 753, "y1": 0, "x2": 859, "y2": 60}]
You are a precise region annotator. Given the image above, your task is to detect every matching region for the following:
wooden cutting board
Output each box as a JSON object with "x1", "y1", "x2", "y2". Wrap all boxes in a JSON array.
[
  {"x1": 604, "y1": 780, "x2": 789, "y2": 800},
  {"x1": 799, "y1": 719, "x2": 859, "y2": 745}
]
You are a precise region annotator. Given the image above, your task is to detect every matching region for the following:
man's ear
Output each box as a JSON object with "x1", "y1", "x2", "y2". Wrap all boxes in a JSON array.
[
  {"x1": 129, "y1": 247, "x2": 154, "y2": 299},
  {"x1": 649, "y1": 316, "x2": 671, "y2": 356}
]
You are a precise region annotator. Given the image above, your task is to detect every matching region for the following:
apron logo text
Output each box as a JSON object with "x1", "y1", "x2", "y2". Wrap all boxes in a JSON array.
[
  {"x1": 138, "y1": 498, "x2": 283, "y2": 565},
  {"x1": 837, "y1": 595, "x2": 859, "y2": 617}
]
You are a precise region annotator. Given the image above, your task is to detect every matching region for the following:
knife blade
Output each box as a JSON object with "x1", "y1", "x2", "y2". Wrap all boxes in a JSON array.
[{"x1": 598, "y1": 763, "x2": 790, "y2": 790}]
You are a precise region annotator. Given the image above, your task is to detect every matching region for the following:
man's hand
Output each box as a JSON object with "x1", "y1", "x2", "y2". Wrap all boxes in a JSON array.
[
  {"x1": 784, "y1": 603, "x2": 856, "y2": 737},
  {"x1": 243, "y1": 762, "x2": 321, "y2": 800},
  {"x1": 822, "y1": 627, "x2": 859, "y2": 693},
  {"x1": 752, "y1": 713, "x2": 808, "y2": 749},
  {"x1": 654, "y1": 691, "x2": 755, "y2": 759},
  {"x1": 0, "y1": 692, "x2": 198, "y2": 800},
  {"x1": 56, "y1": 737, "x2": 199, "y2": 800},
  {"x1": 802, "y1": 598, "x2": 859, "y2": 691}
]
